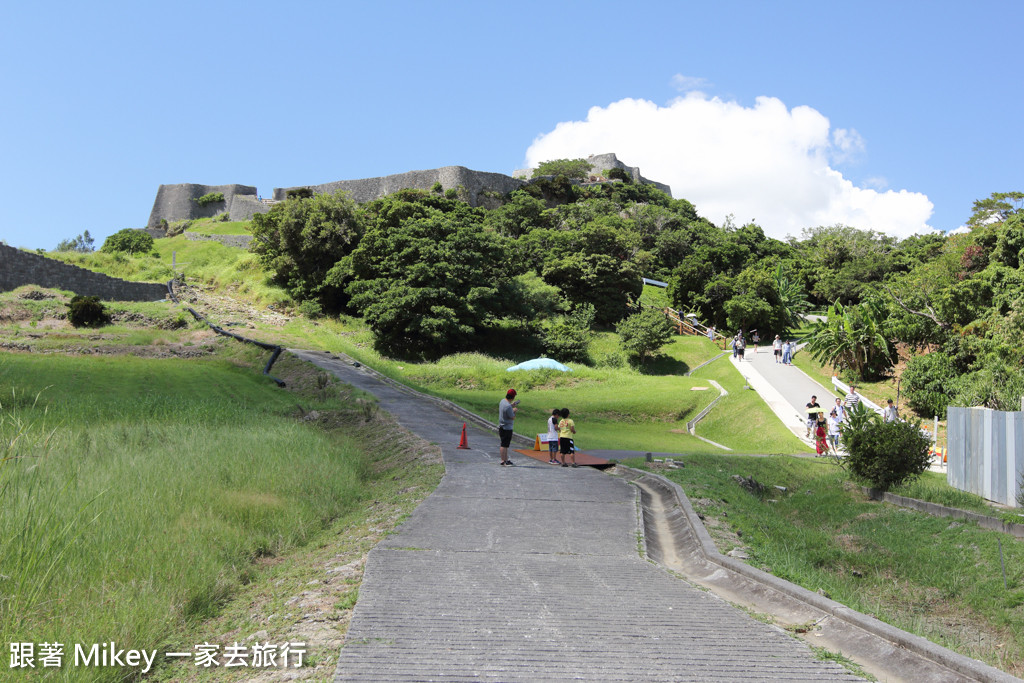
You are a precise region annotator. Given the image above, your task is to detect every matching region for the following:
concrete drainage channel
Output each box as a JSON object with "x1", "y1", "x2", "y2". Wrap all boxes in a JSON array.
[{"x1": 616, "y1": 465, "x2": 1020, "y2": 683}]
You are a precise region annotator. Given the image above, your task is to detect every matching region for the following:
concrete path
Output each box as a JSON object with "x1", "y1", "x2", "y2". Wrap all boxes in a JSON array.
[
  {"x1": 291, "y1": 350, "x2": 864, "y2": 681},
  {"x1": 731, "y1": 346, "x2": 839, "y2": 448}
]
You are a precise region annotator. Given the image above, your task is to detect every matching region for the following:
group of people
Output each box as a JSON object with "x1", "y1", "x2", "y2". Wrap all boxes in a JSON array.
[
  {"x1": 805, "y1": 386, "x2": 900, "y2": 456},
  {"x1": 731, "y1": 332, "x2": 797, "y2": 364},
  {"x1": 498, "y1": 389, "x2": 579, "y2": 467}
]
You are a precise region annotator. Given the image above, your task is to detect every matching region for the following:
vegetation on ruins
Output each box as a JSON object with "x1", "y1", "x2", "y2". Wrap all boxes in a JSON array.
[
  {"x1": 532, "y1": 157, "x2": 592, "y2": 179},
  {"x1": 100, "y1": 227, "x2": 155, "y2": 255},
  {"x1": 194, "y1": 191, "x2": 224, "y2": 207}
]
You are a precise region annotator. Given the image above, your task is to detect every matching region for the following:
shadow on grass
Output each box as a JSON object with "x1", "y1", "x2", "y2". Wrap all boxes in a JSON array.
[{"x1": 640, "y1": 355, "x2": 690, "y2": 376}]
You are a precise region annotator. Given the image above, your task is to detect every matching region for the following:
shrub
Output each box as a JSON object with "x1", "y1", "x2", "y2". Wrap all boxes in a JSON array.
[
  {"x1": 841, "y1": 403, "x2": 932, "y2": 491},
  {"x1": 901, "y1": 351, "x2": 957, "y2": 417},
  {"x1": 542, "y1": 304, "x2": 595, "y2": 363},
  {"x1": 431, "y1": 181, "x2": 443, "y2": 194},
  {"x1": 286, "y1": 187, "x2": 314, "y2": 200},
  {"x1": 607, "y1": 167, "x2": 633, "y2": 183},
  {"x1": 616, "y1": 307, "x2": 675, "y2": 365},
  {"x1": 533, "y1": 158, "x2": 591, "y2": 180},
  {"x1": 296, "y1": 299, "x2": 323, "y2": 319},
  {"x1": 195, "y1": 192, "x2": 225, "y2": 207},
  {"x1": 66, "y1": 295, "x2": 110, "y2": 328},
  {"x1": 101, "y1": 229, "x2": 154, "y2": 255},
  {"x1": 444, "y1": 188, "x2": 458, "y2": 200}
]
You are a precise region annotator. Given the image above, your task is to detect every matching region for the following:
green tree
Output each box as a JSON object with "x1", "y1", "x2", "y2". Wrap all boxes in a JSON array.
[
  {"x1": 901, "y1": 352, "x2": 957, "y2": 417},
  {"x1": 249, "y1": 190, "x2": 363, "y2": 310},
  {"x1": 346, "y1": 200, "x2": 506, "y2": 359},
  {"x1": 806, "y1": 298, "x2": 892, "y2": 380},
  {"x1": 55, "y1": 230, "x2": 94, "y2": 253},
  {"x1": 101, "y1": 229, "x2": 154, "y2": 255},
  {"x1": 540, "y1": 220, "x2": 643, "y2": 325},
  {"x1": 616, "y1": 308, "x2": 675, "y2": 365},
  {"x1": 542, "y1": 303, "x2": 595, "y2": 363},
  {"x1": 483, "y1": 190, "x2": 551, "y2": 238},
  {"x1": 532, "y1": 158, "x2": 591, "y2": 180}
]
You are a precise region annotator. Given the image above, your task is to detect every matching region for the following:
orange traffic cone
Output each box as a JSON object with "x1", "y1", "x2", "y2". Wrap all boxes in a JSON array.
[{"x1": 458, "y1": 422, "x2": 470, "y2": 449}]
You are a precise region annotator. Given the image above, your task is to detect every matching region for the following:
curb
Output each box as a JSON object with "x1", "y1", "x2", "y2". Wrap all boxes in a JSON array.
[
  {"x1": 864, "y1": 488, "x2": 1024, "y2": 539},
  {"x1": 618, "y1": 464, "x2": 1019, "y2": 683}
]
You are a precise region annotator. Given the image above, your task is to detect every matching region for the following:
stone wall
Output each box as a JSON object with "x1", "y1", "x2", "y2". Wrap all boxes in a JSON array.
[
  {"x1": 228, "y1": 194, "x2": 272, "y2": 222},
  {"x1": 183, "y1": 232, "x2": 253, "y2": 249},
  {"x1": 273, "y1": 166, "x2": 525, "y2": 207},
  {"x1": 0, "y1": 244, "x2": 167, "y2": 301},
  {"x1": 146, "y1": 183, "x2": 258, "y2": 229}
]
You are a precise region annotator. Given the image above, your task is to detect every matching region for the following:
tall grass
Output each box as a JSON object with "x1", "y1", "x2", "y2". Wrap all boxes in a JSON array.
[{"x1": 0, "y1": 353, "x2": 371, "y2": 679}]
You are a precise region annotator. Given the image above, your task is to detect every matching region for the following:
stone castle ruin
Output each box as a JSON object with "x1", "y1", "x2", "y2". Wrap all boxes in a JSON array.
[{"x1": 146, "y1": 153, "x2": 671, "y2": 229}]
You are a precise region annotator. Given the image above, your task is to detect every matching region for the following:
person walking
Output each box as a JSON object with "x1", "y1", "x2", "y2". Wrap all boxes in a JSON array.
[
  {"x1": 558, "y1": 408, "x2": 577, "y2": 468},
  {"x1": 833, "y1": 397, "x2": 846, "y2": 423},
  {"x1": 547, "y1": 408, "x2": 561, "y2": 464},
  {"x1": 844, "y1": 385, "x2": 862, "y2": 412},
  {"x1": 736, "y1": 334, "x2": 746, "y2": 361},
  {"x1": 884, "y1": 398, "x2": 899, "y2": 423},
  {"x1": 773, "y1": 335, "x2": 782, "y2": 364},
  {"x1": 498, "y1": 389, "x2": 519, "y2": 466},
  {"x1": 751, "y1": 330, "x2": 760, "y2": 356},
  {"x1": 815, "y1": 411, "x2": 829, "y2": 456},
  {"x1": 805, "y1": 395, "x2": 821, "y2": 437},
  {"x1": 782, "y1": 340, "x2": 792, "y2": 365},
  {"x1": 827, "y1": 409, "x2": 842, "y2": 455}
]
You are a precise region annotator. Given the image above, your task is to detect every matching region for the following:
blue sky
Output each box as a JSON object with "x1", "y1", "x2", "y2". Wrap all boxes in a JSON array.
[{"x1": 2, "y1": 1, "x2": 1021, "y2": 249}]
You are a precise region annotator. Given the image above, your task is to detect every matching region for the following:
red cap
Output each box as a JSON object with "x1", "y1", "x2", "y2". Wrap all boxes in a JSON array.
[{"x1": 506, "y1": 389, "x2": 517, "y2": 398}]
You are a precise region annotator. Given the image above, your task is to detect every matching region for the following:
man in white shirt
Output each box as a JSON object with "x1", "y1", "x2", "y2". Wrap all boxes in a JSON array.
[
  {"x1": 844, "y1": 386, "x2": 861, "y2": 412},
  {"x1": 884, "y1": 398, "x2": 898, "y2": 423}
]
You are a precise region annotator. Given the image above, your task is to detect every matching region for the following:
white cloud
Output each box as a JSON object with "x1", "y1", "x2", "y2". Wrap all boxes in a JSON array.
[
  {"x1": 523, "y1": 93, "x2": 934, "y2": 240},
  {"x1": 948, "y1": 225, "x2": 971, "y2": 235},
  {"x1": 670, "y1": 74, "x2": 709, "y2": 92}
]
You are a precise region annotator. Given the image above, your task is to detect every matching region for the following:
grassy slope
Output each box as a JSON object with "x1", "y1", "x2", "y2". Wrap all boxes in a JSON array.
[
  {"x1": 0, "y1": 347, "x2": 442, "y2": 681},
  {"x1": 637, "y1": 453, "x2": 1024, "y2": 674}
]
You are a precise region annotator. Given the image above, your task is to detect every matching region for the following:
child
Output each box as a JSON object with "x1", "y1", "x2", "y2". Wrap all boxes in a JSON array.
[
  {"x1": 558, "y1": 408, "x2": 577, "y2": 468},
  {"x1": 547, "y1": 408, "x2": 561, "y2": 464}
]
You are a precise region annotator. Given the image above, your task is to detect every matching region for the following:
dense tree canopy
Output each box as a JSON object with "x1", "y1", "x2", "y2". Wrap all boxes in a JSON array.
[{"x1": 249, "y1": 191, "x2": 363, "y2": 311}]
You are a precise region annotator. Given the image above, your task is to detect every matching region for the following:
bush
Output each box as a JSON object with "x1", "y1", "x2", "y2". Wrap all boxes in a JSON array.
[
  {"x1": 901, "y1": 351, "x2": 957, "y2": 417},
  {"x1": 195, "y1": 192, "x2": 225, "y2": 207},
  {"x1": 616, "y1": 307, "x2": 675, "y2": 365},
  {"x1": 101, "y1": 229, "x2": 154, "y2": 255},
  {"x1": 296, "y1": 299, "x2": 323, "y2": 319},
  {"x1": 431, "y1": 181, "x2": 443, "y2": 194},
  {"x1": 542, "y1": 304, "x2": 595, "y2": 363},
  {"x1": 533, "y1": 158, "x2": 591, "y2": 180},
  {"x1": 66, "y1": 295, "x2": 110, "y2": 328},
  {"x1": 606, "y1": 167, "x2": 633, "y2": 183},
  {"x1": 286, "y1": 187, "x2": 314, "y2": 200},
  {"x1": 841, "y1": 403, "x2": 932, "y2": 491}
]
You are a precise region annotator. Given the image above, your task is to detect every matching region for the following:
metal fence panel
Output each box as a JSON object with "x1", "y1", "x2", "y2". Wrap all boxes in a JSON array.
[{"x1": 947, "y1": 407, "x2": 1023, "y2": 507}]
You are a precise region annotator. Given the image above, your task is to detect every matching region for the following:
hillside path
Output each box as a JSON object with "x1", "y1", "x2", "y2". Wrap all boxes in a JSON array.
[{"x1": 290, "y1": 349, "x2": 864, "y2": 682}]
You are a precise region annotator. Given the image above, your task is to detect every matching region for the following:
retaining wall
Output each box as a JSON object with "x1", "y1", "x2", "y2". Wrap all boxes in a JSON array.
[{"x1": 0, "y1": 244, "x2": 166, "y2": 301}]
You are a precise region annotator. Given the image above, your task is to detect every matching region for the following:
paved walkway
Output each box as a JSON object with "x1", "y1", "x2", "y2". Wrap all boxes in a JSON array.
[
  {"x1": 731, "y1": 346, "x2": 839, "y2": 448},
  {"x1": 291, "y1": 350, "x2": 864, "y2": 681}
]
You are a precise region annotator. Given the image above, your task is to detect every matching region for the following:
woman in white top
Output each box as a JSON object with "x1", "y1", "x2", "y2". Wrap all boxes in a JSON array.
[{"x1": 827, "y1": 409, "x2": 842, "y2": 455}]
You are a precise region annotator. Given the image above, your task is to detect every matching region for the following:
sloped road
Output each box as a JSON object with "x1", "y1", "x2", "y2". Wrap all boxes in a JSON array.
[{"x1": 290, "y1": 350, "x2": 863, "y2": 682}]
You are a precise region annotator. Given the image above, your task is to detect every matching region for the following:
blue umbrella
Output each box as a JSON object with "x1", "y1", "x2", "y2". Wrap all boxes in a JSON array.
[{"x1": 506, "y1": 358, "x2": 572, "y2": 372}]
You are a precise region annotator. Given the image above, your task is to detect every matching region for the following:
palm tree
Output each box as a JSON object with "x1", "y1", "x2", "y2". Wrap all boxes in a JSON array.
[
  {"x1": 773, "y1": 263, "x2": 810, "y2": 328},
  {"x1": 806, "y1": 298, "x2": 891, "y2": 380}
]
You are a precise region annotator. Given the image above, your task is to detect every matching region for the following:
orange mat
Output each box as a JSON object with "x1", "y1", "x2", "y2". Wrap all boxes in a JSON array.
[{"x1": 514, "y1": 448, "x2": 611, "y2": 468}]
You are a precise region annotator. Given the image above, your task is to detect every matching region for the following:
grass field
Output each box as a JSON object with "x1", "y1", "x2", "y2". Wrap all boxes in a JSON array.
[
  {"x1": 0, "y1": 348, "x2": 442, "y2": 681},
  {"x1": 636, "y1": 453, "x2": 1024, "y2": 675}
]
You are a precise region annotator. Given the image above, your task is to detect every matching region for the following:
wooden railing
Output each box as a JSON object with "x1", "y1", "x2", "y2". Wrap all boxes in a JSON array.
[{"x1": 661, "y1": 307, "x2": 728, "y2": 348}]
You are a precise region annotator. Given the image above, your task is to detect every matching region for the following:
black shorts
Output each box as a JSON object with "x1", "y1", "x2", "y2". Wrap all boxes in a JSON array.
[
  {"x1": 499, "y1": 428, "x2": 513, "y2": 448},
  {"x1": 774, "y1": 349, "x2": 782, "y2": 357},
  {"x1": 559, "y1": 437, "x2": 573, "y2": 455}
]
